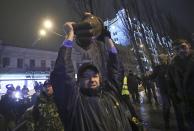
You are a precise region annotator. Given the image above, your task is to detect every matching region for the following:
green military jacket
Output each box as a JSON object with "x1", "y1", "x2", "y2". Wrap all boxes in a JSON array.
[{"x1": 33, "y1": 92, "x2": 64, "y2": 131}]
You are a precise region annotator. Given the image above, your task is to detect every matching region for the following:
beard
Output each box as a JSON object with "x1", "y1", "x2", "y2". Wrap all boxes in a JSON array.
[{"x1": 80, "y1": 86, "x2": 101, "y2": 96}]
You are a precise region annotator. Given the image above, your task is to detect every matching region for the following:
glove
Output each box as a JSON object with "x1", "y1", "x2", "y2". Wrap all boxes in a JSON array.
[{"x1": 97, "y1": 26, "x2": 111, "y2": 42}]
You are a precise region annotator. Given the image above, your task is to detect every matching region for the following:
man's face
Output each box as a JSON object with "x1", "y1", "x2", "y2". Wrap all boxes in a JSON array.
[
  {"x1": 79, "y1": 69, "x2": 100, "y2": 89},
  {"x1": 45, "y1": 84, "x2": 53, "y2": 96},
  {"x1": 175, "y1": 42, "x2": 191, "y2": 58},
  {"x1": 159, "y1": 55, "x2": 168, "y2": 65}
]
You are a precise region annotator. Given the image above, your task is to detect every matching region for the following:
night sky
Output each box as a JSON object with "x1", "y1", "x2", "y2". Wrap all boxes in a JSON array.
[
  {"x1": 0, "y1": 0, "x2": 78, "y2": 50},
  {"x1": 0, "y1": 0, "x2": 194, "y2": 51},
  {"x1": 159, "y1": 0, "x2": 194, "y2": 34}
]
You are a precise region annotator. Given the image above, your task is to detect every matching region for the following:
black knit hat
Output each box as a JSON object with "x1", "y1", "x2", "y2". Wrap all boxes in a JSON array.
[{"x1": 77, "y1": 63, "x2": 99, "y2": 80}]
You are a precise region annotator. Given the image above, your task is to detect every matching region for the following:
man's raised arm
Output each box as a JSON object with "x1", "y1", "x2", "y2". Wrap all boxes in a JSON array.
[{"x1": 50, "y1": 22, "x2": 77, "y2": 123}]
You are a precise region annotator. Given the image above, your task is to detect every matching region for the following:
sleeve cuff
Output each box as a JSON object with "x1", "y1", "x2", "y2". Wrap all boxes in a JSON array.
[
  {"x1": 62, "y1": 40, "x2": 73, "y2": 48},
  {"x1": 109, "y1": 47, "x2": 118, "y2": 54}
]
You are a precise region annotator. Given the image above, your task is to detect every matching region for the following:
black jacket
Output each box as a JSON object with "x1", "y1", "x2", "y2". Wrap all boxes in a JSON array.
[
  {"x1": 51, "y1": 45, "x2": 132, "y2": 131},
  {"x1": 168, "y1": 51, "x2": 194, "y2": 109},
  {"x1": 127, "y1": 73, "x2": 139, "y2": 92},
  {"x1": 150, "y1": 64, "x2": 169, "y2": 95}
]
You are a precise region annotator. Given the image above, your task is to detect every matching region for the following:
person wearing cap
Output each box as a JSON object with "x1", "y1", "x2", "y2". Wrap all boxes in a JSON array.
[
  {"x1": 51, "y1": 13, "x2": 133, "y2": 131},
  {"x1": 168, "y1": 39, "x2": 194, "y2": 131},
  {"x1": 22, "y1": 79, "x2": 64, "y2": 131}
]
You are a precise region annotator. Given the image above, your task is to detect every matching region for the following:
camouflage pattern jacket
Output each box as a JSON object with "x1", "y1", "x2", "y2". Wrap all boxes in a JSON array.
[{"x1": 33, "y1": 92, "x2": 64, "y2": 131}]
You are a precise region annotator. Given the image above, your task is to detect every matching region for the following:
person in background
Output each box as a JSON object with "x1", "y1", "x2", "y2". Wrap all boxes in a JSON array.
[
  {"x1": 20, "y1": 85, "x2": 31, "y2": 114},
  {"x1": 18, "y1": 79, "x2": 64, "y2": 131},
  {"x1": 121, "y1": 75, "x2": 143, "y2": 131},
  {"x1": 127, "y1": 70, "x2": 140, "y2": 104},
  {"x1": 0, "y1": 84, "x2": 17, "y2": 130},
  {"x1": 31, "y1": 82, "x2": 41, "y2": 106},
  {"x1": 142, "y1": 72, "x2": 159, "y2": 105},
  {"x1": 149, "y1": 54, "x2": 171, "y2": 129},
  {"x1": 33, "y1": 79, "x2": 64, "y2": 131},
  {"x1": 168, "y1": 39, "x2": 194, "y2": 131},
  {"x1": 21, "y1": 85, "x2": 29, "y2": 98}
]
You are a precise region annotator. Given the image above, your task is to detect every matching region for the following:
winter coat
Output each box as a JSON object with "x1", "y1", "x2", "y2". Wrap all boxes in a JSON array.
[
  {"x1": 127, "y1": 73, "x2": 139, "y2": 92},
  {"x1": 168, "y1": 51, "x2": 194, "y2": 113},
  {"x1": 33, "y1": 92, "x2": 64, "y2": 131},
  {"x1": 151, "y1": 64, "x2": 169, "y2": 95},
  {"x1": 18, "y1": 92, "x2": 64, "y2": 131},
  {"x1": 51, "y1": 45, "x2": 132, "y2": 131}
]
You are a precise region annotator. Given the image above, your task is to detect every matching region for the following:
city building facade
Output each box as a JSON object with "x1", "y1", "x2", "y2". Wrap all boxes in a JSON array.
[{"x1": 0, "y1": 41, "x2": 57, "y2": 94}]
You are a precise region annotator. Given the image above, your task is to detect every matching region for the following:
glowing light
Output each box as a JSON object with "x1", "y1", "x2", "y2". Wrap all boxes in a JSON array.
[
  {"x1": 14, "y1": 91, "x2": 22, "y2": 99},
  {"x1": 140, "y1": 44, "x2": 144, "y2": 48},
  {"x1": 111, "y1": 26, "x2": 115, "y2": 30},
  {"x1": 43, "y1": 19, "x2": 53, "y2": 29},
  {"x1": 39, "y1": 29, "x2": 46, "y2": 36},
  {"x1": 75, "y1": 74, "x2": 77, "y2": 79}
]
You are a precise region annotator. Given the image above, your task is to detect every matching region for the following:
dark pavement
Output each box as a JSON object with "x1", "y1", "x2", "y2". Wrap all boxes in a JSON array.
[{"x1": 132, "y1": 90, "x2": 178, "y2": 131}]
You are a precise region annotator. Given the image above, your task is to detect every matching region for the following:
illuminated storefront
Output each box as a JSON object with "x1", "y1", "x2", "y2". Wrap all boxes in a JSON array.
[{"x1": 0, "y1": 72, "x2": 49, "y2": 94}]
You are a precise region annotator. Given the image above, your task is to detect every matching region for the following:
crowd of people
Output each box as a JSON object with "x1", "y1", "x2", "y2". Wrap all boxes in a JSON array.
[
  {"x1": 0, "y1": 80, "x2": 64, "y2": 131},
  {"x1": 1, "y1": 12, "x2": 194, "y2": 131},
  {"x1": 146, "y1": 38, "x2": 194, "y2": 131},
  {"x1": 0, "y1": 84, "x2": 31, "y2": 129}
]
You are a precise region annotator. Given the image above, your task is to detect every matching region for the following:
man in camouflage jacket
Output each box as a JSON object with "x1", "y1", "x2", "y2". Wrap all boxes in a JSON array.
[{"x1": 19, "y1": 80, "x2": 64, "y2": 131}]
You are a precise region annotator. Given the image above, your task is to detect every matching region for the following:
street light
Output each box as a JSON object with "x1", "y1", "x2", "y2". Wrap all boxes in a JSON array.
[
  {"x1": 43, "y1": 19, "x2": 53, "y2": 29},
  {"x1": 39, "y1": 29, "x2": 47, "y2": 37},
  {"x1": 42, "y1": 19, "x2": 63, "y2": 37},
  {"x1": 32, "y1": 29, "x2": 47, "y2": 47},
  {"x1": 33, "y1": 19, "x2": 64, "y2": 47}
]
